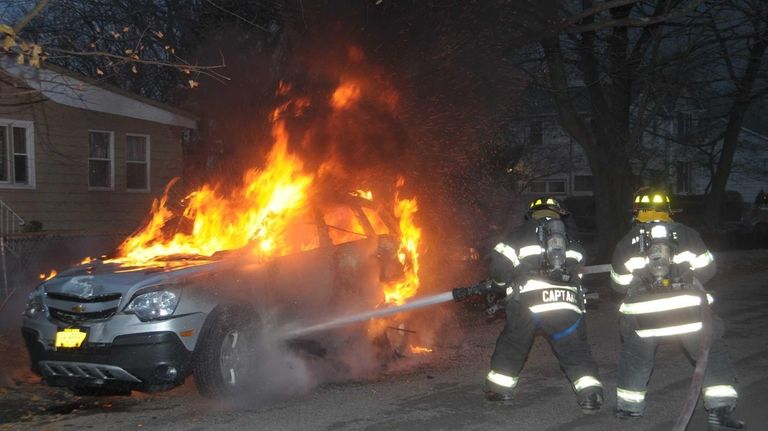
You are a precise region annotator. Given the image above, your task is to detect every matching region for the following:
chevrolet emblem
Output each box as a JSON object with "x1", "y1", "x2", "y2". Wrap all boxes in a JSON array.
[{"x1": 71, "y1": 304, "x2": 87, "y2": 313}]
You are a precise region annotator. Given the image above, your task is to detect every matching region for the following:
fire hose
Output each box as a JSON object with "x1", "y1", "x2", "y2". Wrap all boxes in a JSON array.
[
  {"x1": 453, "y1": 265, "x2": 714, "y2": 430},
  {"x1": 672, "y1": 281, "x2": 713, "y2": 431}
]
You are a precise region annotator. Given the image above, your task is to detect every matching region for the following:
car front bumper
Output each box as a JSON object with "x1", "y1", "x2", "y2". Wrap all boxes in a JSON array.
[
  {"x1": 23, "y1": 328, "x2": 195, "y2": 391},
  {"x1": 21, "y1": 295, "x2": 211, "y2": 391}
]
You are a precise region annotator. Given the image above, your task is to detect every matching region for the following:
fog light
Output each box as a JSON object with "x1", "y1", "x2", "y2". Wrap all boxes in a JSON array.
[{"x1": 155, "y1": 364, "x2": 178, "y2": 381}]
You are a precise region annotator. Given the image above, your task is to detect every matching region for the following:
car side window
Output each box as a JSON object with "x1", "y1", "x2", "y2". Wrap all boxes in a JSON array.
[
  {"x1": 282, "y1": 212, "x2": 321, "y2": 252},
  {"x1": 323, "y1": 205, "x2": 369, "y2": 245},
  {"x1": 361, "y1": 207, "x2": 391, "y2": 236}
]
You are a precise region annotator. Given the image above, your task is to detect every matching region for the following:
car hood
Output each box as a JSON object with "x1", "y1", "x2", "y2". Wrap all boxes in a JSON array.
[{"x1": 42, "y1": 258, "x2": 230, "y2": 299}]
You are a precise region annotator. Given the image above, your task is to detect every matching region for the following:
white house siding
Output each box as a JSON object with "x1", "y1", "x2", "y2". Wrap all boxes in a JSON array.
[{"x1": 0, "y1": 79, "x2": 188, "y2": 232}]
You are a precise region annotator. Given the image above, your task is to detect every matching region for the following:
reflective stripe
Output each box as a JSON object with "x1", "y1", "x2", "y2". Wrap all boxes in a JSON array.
[
  {"x1": 692, "y1": 251, "x2": 714, "y2": 269},
  {"x1": 611, "y1": 269, "x2": 633, "y2": 286},
  {"x1": 673, "y1": 250, "x2": 714, "y2": 270},
  {"x1": 624, "y1": 256, "x2": 649, "y2": 272},
  {"x1": 619, "y1": 294, "x2": 714, "y2": 315},
  {"x1": 486, "y1": 371, "x2": 518, "y2": 388},
  {"x1": 636, "y1": 322, "x2": 702, "y2": 338},
  {"x1": 566, "y1": 250, "x2": 583, "y2": 262},
  {"x1": 650, "y1": 225, "x2": 668, "y2": 238},
  {"x1": 617, "y1": 388, "x2": 646, "y2": 403},
  {"x1": 494, "y1": 243, "x2": 520, "y2": 267},
  {"x1": 518, "y1": 245, "x2": 543, "y2": 259},
  {"x1": 704, "y1": 385, "x2": 738, "y2": 399},
  {"x1": 573, "y1": 375, "x2": 603, "y2": 392},
  {"x1": 529, "y1": 302, "x2": 583, "y2": 314},
  {"x1": 519, "y1": 279, "x2": 579, "y2": 293},
  {"x1": 505, "y1": 286, "x2": 514, "y2": 296}
]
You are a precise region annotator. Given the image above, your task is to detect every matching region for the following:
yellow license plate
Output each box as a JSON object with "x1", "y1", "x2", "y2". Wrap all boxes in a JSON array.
[{"x1": 55, "y1": 328, "x2": 87, "y2": 349}]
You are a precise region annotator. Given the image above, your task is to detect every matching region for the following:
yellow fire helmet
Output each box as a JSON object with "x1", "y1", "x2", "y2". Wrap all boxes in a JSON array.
[
  {"x1": 633, "y1": 187, "x2": 672, "y2": 222},
  {"x1": 528, "y1": 196, "x2": 568, "y2": 219}
]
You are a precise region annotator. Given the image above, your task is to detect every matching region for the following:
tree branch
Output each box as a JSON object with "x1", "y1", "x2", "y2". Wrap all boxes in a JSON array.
[
  {"x1": 563, "y1": 0, "x2": 707, "y2": 34},
  {"x1": 13, "y1": 0, "x2": 50, "y2": 34}
]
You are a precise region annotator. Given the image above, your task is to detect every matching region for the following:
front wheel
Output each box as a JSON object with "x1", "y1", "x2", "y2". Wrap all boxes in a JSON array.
[{"x1": 193, "y1": 307, "x2": 257, "y2": 398}]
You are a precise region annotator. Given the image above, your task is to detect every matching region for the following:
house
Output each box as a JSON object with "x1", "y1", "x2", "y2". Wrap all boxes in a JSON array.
[
  {"x1": 508, "y1": 105, "x2": 768, "y2": 211},
  {"x1": 0, "y1": 57, "x2": 196, "y2": 234}
]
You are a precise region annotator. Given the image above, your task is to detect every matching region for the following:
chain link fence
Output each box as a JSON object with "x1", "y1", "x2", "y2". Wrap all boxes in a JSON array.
[{"x1": 0, "y1": 231, "x2": 128, "y2": 311}]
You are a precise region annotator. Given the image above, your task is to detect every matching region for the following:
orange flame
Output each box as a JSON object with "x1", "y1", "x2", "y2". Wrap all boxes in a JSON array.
[
  {"x1": 409, "y1": 345, "x2": 433, "y2": 354},
  {"x1": 107, "y1": 78, "x2": 424, "y2": 329},
  {"x1": 111, "y1": 104, "x2": 313, "y2": 266},
  {"x1": 39, "y1": 269, "x2": 57, "y2": 281},
  {"x1": 384, "y1": 178, "x2": 421, "y2": 305},
  {"x1": 331, "y1": 81, "x2": 361, "y2": 109}
]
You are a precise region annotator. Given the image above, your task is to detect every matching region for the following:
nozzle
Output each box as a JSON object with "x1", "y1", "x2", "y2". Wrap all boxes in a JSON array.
[
  {"x1": 452, "y1": 281, "x2": 492, "y2": 301},
  {"x1": 452, "y1": 287, "x2": 470, "y2": 301}
]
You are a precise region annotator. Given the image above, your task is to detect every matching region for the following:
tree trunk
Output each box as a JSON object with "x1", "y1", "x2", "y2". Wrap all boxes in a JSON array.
[{"x1": 705, "y1": 37, "x2": 767, "y2": 227}]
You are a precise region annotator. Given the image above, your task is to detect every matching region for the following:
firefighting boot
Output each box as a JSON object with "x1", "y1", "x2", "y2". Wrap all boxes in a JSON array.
[
  {"x1": 578, "y1": 392, "x2": 603, "y2": 414},
  {"x1": 707, "y1": 407, "x2": 746, "y2": 430}
]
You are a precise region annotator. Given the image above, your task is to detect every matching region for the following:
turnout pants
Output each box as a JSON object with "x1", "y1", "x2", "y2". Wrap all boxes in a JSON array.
[
  {"x1": 616, "y1": 312, "x2": 739, "y2": 414},
  {"x1": 487, "y1": 299, "x2": 602, "y2": 401}
]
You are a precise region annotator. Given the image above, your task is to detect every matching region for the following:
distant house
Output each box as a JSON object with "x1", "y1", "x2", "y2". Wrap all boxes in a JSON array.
[
  {"x1": 509, "y1": 107, "x2": 768, "y2": 209},
  {"x1": 0, "y1": 57, "x2": 196, "y2": 234}
]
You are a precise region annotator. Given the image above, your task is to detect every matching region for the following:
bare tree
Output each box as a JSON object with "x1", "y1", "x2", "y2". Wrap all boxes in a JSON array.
[
  {"x1": 531, "y1": 0, "x2": 705, "y2": 257},
  {"x1": 0, "y1": 0, "x2": 230, "y2": 102},
  {"x1": 698, "y1": 0, "x2": 768, "y2": 226}
]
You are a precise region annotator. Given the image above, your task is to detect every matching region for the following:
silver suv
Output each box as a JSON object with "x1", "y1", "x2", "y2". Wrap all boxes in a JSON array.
[{"x1": 22, "y1": 195, "x2": 404, "y2": 397}]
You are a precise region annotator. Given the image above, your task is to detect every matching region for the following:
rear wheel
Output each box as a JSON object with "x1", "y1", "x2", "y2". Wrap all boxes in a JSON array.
[{"x1": 193, "y1": 307, "x2": 256, "y2": 398}]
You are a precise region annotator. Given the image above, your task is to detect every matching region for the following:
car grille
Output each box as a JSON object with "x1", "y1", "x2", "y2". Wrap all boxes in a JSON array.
[
  {"x1": 46, "y1": 292, "x2": 122, "y2": 303},
  {"x1": 49, "y1": 307, "x2": 118, "y2": 324}
]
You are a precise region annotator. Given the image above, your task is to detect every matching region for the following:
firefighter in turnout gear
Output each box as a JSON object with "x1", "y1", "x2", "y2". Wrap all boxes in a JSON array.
[
  {"x1": 485, "y1": 196, "x2": 604, "y2": 414},
  {"x1": 610, "y1": 188, "x2": 745, "y2": 430}
]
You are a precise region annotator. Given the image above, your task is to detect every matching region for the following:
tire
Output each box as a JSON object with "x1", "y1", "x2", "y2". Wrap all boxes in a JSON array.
[{"x1": 193, "y1": 306, "x2": 257, "y2": 398}]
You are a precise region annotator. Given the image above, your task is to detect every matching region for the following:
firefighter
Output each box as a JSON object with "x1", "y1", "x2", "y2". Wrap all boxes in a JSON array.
[
  {"x1": 610, "y1": 187, "x2": 745, "y2": 430},
  {"x1": 484, "y1": 196, "x2": 603, "y2": 414}
]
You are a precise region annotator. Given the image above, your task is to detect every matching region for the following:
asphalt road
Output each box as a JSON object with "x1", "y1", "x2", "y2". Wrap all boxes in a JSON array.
[{"x1": 1, "y1": 250, "x2": 767, "y2": 431}]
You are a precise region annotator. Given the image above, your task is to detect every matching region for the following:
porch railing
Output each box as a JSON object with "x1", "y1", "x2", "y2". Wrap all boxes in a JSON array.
[{"x1": 0, "y1": 200, "x2": 25, "y2": 236}]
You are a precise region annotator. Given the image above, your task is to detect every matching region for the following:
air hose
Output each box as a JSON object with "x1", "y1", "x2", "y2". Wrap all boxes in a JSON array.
[{"x1": 672, "y1": 281, "x2": 713, "y2": 431}]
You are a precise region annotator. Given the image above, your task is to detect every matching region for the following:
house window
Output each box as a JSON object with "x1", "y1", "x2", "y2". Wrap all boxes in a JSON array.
[
  {"x1": 528, "y1": 179, "x2": 566, "y2": 194},
  {"x1": 677, "y1": 112, "x2": 695, "y2": 142},
  {"x1": 126, "y1": 134, "x2": 150, "y2": 191},
  {"x1": 89, "y1": 130, "x2": 114, "y2": 189},
  {"x1": 529, "y1": 181, "x2": 547, "y2": 193},
  {"x1": 676, "y1": 161, "x2": 692, "y2": 193},
  {"x1": 0, "y1": 121, "x2": 34, "y2": 188},
  {"x1": 529, "y1": 121, "x2": 542, "y2": 146},
  {"x1": 574, "y1": 175, "x2": 594, "y2": 192}
]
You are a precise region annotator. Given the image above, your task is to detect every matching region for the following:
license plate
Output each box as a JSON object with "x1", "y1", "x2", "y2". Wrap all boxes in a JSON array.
[{"x1": 55, "y1": 328, "x2": 87, "y2": 349}]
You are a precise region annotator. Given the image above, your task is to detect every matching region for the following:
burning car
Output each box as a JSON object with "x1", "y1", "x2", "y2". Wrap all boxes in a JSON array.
[
  {"x1": 21, "y1": 193, "x2": 411, "y2": 397},
  {"x1": 21, "y1": 75, "x2": 430, "y2": 397}
]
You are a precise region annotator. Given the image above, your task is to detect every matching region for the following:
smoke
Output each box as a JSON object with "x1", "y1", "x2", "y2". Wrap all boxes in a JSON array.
[{"x1": 161, "y1": 5, "x2": 537, "y2": 403}]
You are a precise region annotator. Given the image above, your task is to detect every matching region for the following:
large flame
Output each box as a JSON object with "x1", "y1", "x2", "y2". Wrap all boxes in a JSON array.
[
  {"x1": 110, "y1": 78, "x2": 422, "y2": 311},
  {"x1": 383, "y1": 177, "x2": 421, "y2": 306},
  {"x1": 112, "y1": 104, "x2": 313, "y2": 266}
]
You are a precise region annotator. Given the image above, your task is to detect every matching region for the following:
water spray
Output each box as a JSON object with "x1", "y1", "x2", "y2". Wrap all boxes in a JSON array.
[{"x1": 281, "y1": 291, "x2": 456, "y2": 339}]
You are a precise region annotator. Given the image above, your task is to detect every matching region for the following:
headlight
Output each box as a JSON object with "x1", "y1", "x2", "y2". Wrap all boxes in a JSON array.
[
  {"x1": 24, "y1": 285, "x2": 46, "y2": 318},
  {"x1": 125, "y1": 287, "x2": 181, "y2": 321}
]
